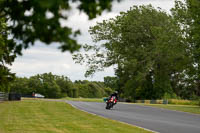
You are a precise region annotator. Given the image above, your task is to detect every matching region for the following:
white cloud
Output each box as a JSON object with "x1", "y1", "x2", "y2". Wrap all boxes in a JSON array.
[
  {"x1": 10, "y1": 0, "x2": 176, "y2": 81},
  {"x1": 10, "y1": 41, "x2": 114, "y2": 81}
]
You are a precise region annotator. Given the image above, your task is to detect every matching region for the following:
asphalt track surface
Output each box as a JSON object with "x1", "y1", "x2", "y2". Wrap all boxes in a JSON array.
[{"x1": 66, "y1": 101, "x2": 200, "y2": 133}]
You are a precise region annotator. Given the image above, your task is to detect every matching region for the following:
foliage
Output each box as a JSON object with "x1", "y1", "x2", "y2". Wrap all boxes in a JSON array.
[
  {"x1": 0, "y1": 18, "x2": 16, "y2": 92},
  {"x1": 4, "y1": 0, "x2": 200, "y2": 101},
  {"x1": 0, "y1": 0, "x2": 120, "y2": 54},
  {"x1": 163, "y1": 93, "x2": 180, "y2": 100},
  {"x1": 104, "y1": 76, "x2": 118, "y2": 90},
  {"x1": 0, "y1": 0, "x2": 120, "y2": 93},
  {"x1": 10, "y1": 73, "x2": 112, "y2": 98},
  {"x1": 73, "y1": 5, "x2": 188, "y2": 100},
  {"x1": 171, "y1": 0, "x2": 200, "y2": 98},
  {"x1": 10, "y1": 77, "x2": 29, "y2": 94},
  {"x1": 10, "y1": 73, "x2": 72, "y2": 98},
  {"x1": 74, "y1": 80, "x2": 110, "y2": 98}
]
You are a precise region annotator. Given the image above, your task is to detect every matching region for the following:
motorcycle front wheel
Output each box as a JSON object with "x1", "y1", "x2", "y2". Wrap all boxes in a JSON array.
[{"x1": 106, "y1": 102, "x2": 111, "y2": 109}]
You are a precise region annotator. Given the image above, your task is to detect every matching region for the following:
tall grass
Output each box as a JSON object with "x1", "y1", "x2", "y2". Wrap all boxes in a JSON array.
[{"x1": 168, "y1": 99, "x2": 199, "y2": 106}]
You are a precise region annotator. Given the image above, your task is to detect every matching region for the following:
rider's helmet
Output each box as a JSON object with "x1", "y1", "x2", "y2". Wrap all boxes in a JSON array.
[{"x1": 114, "y1": 91, "x2": 118, "y2": 94}]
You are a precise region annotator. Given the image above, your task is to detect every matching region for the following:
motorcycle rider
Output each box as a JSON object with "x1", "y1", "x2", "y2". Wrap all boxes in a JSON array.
[
  {"x1": 110, "y1": 91, "x2": 119, "y2": 104},
  {"x1": 105, "y1": 91, "x2": 119, "y2": 109}
]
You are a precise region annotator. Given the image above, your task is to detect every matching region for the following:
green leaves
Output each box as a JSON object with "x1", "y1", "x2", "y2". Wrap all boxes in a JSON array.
[
  {"x1": 10, "y1": 73, "x2": 74, "y2": 98},
  {"x1": 0, "y1": 0, "x2": 118, "y2": 54},
  {"x1": 77, "y1": 0, "x2": 117, "y2": 20},
  {"x1": 0, "y1": 0, "x2": 120, "y2": 92},
  {"x1": 10, "y1": 73, "x2": 112, "y2": 98},
  {"x1": 172, "y1": 0, "x2": 200, "y2": 97},
  {"x1": 0, "y1": 18, "x2": 16, "y2": 92},
  {"x1": 74, "y1": 5, "x2": 189, "y2": 99}
]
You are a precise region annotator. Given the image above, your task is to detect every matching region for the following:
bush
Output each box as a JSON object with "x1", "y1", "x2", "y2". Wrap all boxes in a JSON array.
[
  {"x1": 163, "y1": 93, "x2": 180, "y2": 100},
  {"x1": 104, "y1": 87, "x2": 113, "y2": 96}
]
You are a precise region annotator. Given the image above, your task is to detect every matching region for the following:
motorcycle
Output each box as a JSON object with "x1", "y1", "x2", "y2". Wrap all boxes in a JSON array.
[{"x1": 105, "y1": 96, "x2": 117, "y2": 109}]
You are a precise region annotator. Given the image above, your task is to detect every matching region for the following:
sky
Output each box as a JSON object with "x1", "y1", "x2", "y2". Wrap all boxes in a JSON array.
[{"x1": 10, "y1": 0, "x2": 176, "y2": 82}]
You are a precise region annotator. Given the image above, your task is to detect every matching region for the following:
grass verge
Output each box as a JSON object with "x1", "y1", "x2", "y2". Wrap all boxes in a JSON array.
[
  {"x1": 62, "y1": 97, "x2": 104, "y2": 102},
  {"x1": 134, "y1": 103, "x2": 200, "y2": 114},
  {"x1": 0, "y1": 100, "x2": 151, "y2": 133}
]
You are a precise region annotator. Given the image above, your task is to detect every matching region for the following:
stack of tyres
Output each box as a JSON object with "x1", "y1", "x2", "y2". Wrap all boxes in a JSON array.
[{"x1": 9, "y1": 93, "x2": 21, "y2": 101}]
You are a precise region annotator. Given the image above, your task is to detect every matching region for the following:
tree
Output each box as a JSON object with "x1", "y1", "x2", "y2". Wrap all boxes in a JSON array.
[
  {"x1": 182, "y1": 0, "x2": 200, "y2": 97},
  {"x1": 10, "y1": 73, "x2": 113, "y2": 98},
  {"x1": 74, "y1": 80, "x2": 109, "y2": 98},
  {"x1": 0, "y1": 0, "x2": 120, "y2": 54},
  {"x1": 55, "y1": 75, "x2": 73, "y2": 97},
  {"x1": 73, "y1": 5, "x2": 188, "y2": 100},
  {"x1": 10, "y1": 73, "x2": 73, "y2": 98},
  {"x1": 35, "y1": 73, "x2": 63, "y2": 98},
  {"x1": 0, "y1": 0, "x2": 120, "y2": 92},
  {"x1": 104, "y1": 76, "x2": 118, "y2": 90},
  {"x1": 0, "y1": 17, "x2": 16, "y2": 92},
  {"x1": 10, "y1": 77, "x2": 29, "y2": 94},
  {"x1": 172, "y1": 0, "x2": 200, "y2": 98},
  {"x1": 28, "y1": 75, "x2": 43, "y2": 95}
]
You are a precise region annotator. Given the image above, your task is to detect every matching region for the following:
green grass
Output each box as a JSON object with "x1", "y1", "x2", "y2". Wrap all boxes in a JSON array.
[
  {"x1": 134, "y1": 103, "x2": 200, "y2": 114},
  {"x1": 0, "y1": 100, "x2": 151, "y2": 133},
  {"x1": 63, "y1": 97, "x2": 104, "y2": 102}
]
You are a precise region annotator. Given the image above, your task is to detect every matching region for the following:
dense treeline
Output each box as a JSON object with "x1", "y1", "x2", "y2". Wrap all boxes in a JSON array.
[
  {"x1": 73, "y1": 1, "x2": 200, "y2": 101},
  {"x1": 74, "y1": 80, "x2": 113, "y2": 98},
  {"x1": 10, "y1": 73, "x2": 113, "y2": 98},
  {"x1": 2, "y1": 0, "x2": 200, "y2": 101},
  {"x1": 0, "y1": 0, "x2": 119, "y2": 92}
]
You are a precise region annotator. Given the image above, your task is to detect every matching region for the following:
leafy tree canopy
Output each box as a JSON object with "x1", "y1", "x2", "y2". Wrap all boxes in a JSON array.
[
  {"x1": 10, "y1": 73, "x2": 112, "y2": 98},
  {"x1": 171, "y1": 0, "x2": 200, "y2": 96},
  {"x1": 0, "y1": 17, "x2": 16, "y2": 92},
  {"x1": 73, "y1": 5, "x2": 189, "y2": 99},
  {"x1": 0, "y1": 0, "x2": 120, "y2": 92},
  {"x1": 0, "y1": 0, "x2": 120, "y2": 54}
]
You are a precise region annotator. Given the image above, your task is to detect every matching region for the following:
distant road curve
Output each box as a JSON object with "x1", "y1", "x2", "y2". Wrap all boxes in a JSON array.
[{"x1": 66, "y1": 101, "x2": 200, "y2": 133}]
